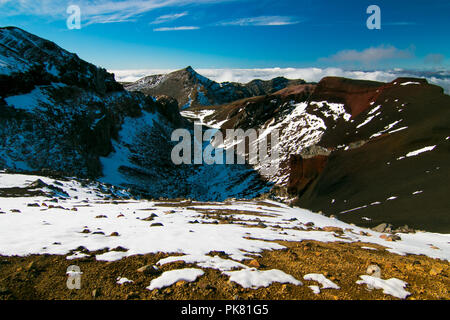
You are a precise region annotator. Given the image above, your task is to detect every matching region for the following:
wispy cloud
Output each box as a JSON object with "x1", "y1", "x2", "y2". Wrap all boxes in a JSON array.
[
  {"x1": 322, "y1": 45, "x2": 414, "y2": 64},
  {"x1": 153, "y1": 26, "x2": 199, "y2": 31},
  {"x1": 0, "y1": 0, "x2": 236, "y2": 26},
  {"x1": 384, "y1": 22, "x2": 417, "y2": 26},
  {"x1": 217, "y1": 16, "x2": 301, "y2": 27},
  {"x1": 150, "y1": 11, "x2": 188, "y2": 24}
]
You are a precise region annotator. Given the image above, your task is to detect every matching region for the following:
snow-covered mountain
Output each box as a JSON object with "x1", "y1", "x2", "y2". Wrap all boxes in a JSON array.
[
  {"x1": 124, "y1": 66, "x2": 305, "y2": 109},
  {"x1": 0, "y1": 27, "x2": 268, "y2": 200}
]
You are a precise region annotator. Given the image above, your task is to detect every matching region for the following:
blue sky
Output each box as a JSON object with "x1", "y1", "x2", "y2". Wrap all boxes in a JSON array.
[{"x1": 0, "y1": 0, "x2": 449, "y2": 70}]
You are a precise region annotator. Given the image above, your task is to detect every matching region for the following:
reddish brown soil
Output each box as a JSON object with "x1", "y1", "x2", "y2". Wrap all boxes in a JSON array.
[{"x1": 0, "y1": 240, "x2": 448, "y2": 300}]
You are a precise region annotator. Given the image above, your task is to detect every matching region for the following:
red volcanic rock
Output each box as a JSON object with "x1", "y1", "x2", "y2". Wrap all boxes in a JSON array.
[
  {"x1": 287, "y1": 154, "x2": 328, "y2": 196},
  {"x1": 273, "y1": 84, "x2": 316, "y2": 101},
  {"x1": 310, "y1": 77, "x2": 385, "y2": 118}
]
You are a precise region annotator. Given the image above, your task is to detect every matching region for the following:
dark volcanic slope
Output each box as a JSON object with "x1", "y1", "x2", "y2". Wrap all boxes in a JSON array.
[
  {"x1": 124, "y1": 66, "x2": 306, "y2": 109},
  {"x1": 294, "y1": 77, "x2": 450, "y2": 232}
]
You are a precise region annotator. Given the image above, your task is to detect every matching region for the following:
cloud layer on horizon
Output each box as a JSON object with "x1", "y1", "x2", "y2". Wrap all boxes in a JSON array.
[{"x1": 110, "y1": 67, "x2": 450, "y2": 93}]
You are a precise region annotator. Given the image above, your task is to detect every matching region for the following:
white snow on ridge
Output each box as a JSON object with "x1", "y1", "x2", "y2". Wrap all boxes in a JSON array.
[
  {"x1": 400, "y1": 82, "x2": 420, "y2": 86},
  {"x1": 310, "y1": 101, "x2": 352, "y2": 122},
  {"x1": 396, "y1": 145, "x2": 437, "y2": 160},
  {"x1": 99, "y1": 110, "x2": 158, "y2": 186},
  {"x1": 249, "y1": 102, "x2": 327, "y2": 184},
  {"x1": 4, "y1": 84, "x2": 63, "y2": 112},
  {"x1": 405, "y1": 145, "x2": 437, "y2": 157}
]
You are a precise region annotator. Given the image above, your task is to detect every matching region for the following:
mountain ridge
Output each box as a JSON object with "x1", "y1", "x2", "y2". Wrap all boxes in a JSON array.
[{"x1": 124, "y1": 66, "x2": 306, "y2": 109}]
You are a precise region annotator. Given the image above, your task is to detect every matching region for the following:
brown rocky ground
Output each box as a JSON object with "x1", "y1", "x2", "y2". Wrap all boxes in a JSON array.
[{"x1": 0, "y1": 240, "x2": 448, "y2": 300}]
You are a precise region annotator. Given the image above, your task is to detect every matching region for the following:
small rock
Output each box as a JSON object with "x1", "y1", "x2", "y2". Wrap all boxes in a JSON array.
[
  {"x1": 429, "y1": 267, "x2": 443, "y2": 276},
  {"x1": 0, "y1": 286, "x2": 10, "y2": 295},
  {"x1": 176, "y1": 280, "x2": 187, "y2": 287},
  {"x1": 112, "y1": 246, "x2": 128, "y2": 252},
  {"x1": 26, "y1": 261, "x2": 35, "y2": 271},
  {"x1": 27, "y1": 203, "x2": 40, "y2": 207},
  {"x1": 109, "y1": 232, "x2": 119, "y2": 237},
  {"x1": 164, "y1": 288, "x2": 173, "y2": 295},
  {"x1": 137, "y1": 265, "x2": 159, "y2": 275},
  {"x1": 10, "y1": 209, "x2": 21, "y2": 213},
  {"x1": 393, "y1": 225, "x2": 415, "y2": 234},
  {"x1": 117, "y1": 214, "x2": 125, "y2": 218},
  {"x1": 95, "y1": 215, "x2": 107, "y2": 219},
  {"x1": 150, "y1": 222, "x2": 164, "y2": 227},
  {"x1": 92, "y1": 288, "x2": 101, "y2": 298},
  {"x1": 323, "y1": 226, "x2": 344, "y2": 233},
  {"x1": 366, "y1": 264, "x2": 381, "y2": 278},
  {"x1": 257, "y1": 222, "x2": 267, "y2": 228},
  {"x1": 248, "y1": 259, "x2": 260, "y2": 268},
  {"x1": 380, "y1": 234, "x2": 401, "y2": 241},
  {"x1": 372, "y1": 223, "x2": 393, "y2": 233},
  {"x1": 126, "y1": 292, "x2": 140, "y2": 300}
]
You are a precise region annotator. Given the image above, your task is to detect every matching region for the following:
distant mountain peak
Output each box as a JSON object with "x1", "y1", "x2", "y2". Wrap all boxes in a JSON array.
[{"x1": 125, "y1": 66, "x2": 306, "y2": 109}]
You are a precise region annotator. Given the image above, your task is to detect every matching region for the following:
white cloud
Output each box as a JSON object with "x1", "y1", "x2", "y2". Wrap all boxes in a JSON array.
[
  {"x1": 150, "y1": 11, "x2": 188, "y2": 24},
  {"x1": 109, "y1": 67, "x2": 450, "y2": 93},
  {"x1": 323, "y1": 45, "x2": 413, "y2": 64},
  {"x1": 153, "y1": 26, "x2": 199, "y2": 31},
  {"x1": 217, "y1": 16, "x2": 301, "y2": 26}
]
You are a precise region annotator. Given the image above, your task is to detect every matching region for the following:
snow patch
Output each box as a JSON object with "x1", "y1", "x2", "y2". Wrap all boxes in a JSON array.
[
  {"x1": 356, "y1": 275, "x2": 411, "y2": 299},
  {"x1": 147, "y1": 268, "x2": 204, "y2": 290},
  {"x1": 224, "y1": 268, "x2": 302, "y2": 289}
]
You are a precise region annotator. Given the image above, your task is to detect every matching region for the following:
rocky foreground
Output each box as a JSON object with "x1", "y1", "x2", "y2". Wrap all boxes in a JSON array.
[{"x1": 0, "y1": 173, "x2": 448, "y2": 300}]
